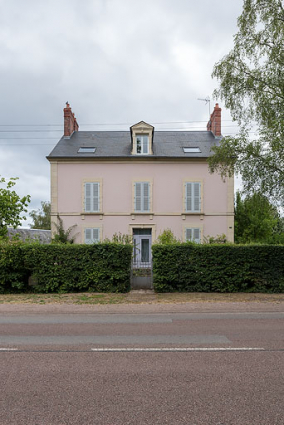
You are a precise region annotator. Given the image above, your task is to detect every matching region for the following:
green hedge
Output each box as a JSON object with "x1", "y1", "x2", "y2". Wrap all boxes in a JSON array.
[
  {"x1": 0, "y1": 243, "x2": 132, "y2": 293},
  {"x1": 152, "y1": 244, "x2": 284, "y2": 293}
]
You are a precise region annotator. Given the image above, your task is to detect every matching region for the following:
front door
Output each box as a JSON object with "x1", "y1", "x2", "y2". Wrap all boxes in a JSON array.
[{"x1": 133, "y1": 229, "x2": 152, "y2": 268}]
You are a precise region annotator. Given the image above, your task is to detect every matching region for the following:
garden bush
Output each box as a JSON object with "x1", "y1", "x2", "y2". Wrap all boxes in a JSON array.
[
  {"x1": 0, "y1": 242, "x2": 132, "y2": 293},
  {"x1": 152, "y1": 244, "x2": 284, "y2": 293}
]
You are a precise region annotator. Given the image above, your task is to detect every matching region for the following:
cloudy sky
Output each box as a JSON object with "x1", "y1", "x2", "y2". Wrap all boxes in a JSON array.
[{"x1": 0, "y1": 0, "x2": 244, "y2": 226}]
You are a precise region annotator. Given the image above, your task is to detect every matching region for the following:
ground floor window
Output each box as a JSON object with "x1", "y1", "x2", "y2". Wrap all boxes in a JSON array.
[
  {"x1": 185, "y1": 227, "x2": 201, "y2": 243},
  {"x1": 85, "y1": 228, "x2": 100, "y2": 244}
]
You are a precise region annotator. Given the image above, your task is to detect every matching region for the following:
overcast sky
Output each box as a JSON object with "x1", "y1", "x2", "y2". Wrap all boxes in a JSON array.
[{"x1": 0, "y1": 0, "x2": 244, "y2": 226}]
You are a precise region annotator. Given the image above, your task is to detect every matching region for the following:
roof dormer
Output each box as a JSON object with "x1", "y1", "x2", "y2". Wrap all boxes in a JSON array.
[{"x1": 130, "y1": 121, "x2": 154, "y2": 155}]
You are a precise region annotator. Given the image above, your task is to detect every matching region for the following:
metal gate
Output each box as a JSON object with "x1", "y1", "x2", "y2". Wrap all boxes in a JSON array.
[{"x1": 131, "y1": 230, "x2": 153, "y2": 289}]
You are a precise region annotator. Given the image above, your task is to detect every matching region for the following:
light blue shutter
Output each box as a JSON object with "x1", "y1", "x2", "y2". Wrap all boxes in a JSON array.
[
  {"x1": 186, "y1": 228, "x2": 200, "y2": 243},
  {"x1": 85, "y1": 228, "x2": 92, "y2": 243},
  {"x1": 135, "y1": 183, "x2": 142, "y2": 211},
  {"x1": 185, "y1": 182, "x2": 201, "y2": 212},
  {"x1": 186, "y1": 183, "x2": 192, "y2": 212},
  {"x1": 92, "y1": 183, "x2": 99, "y2": 212},
  {"x1": 135, "y1": 182, "x2": 150, "y2": 212},
  {"x1": 85, "y1": 183, "x2": 100, "y2": 212},
  {"x1": 193, "y1": 228, "x2": 200, "y2": 243},
  {"x1": 143, "y1": 182, "x2": 150, "y2": 211},
  {"x1": 193, "y1": 183, "x2": 200, "y2": 212},
  {"x1": 85, "y1": 228, "x2": 100, "y2": 244},
  {"x1": 85, "y1": 183, "x2": 92, "y2": 212},
  {"x1": 186, "y1": 228, "x2": 192, "y2": 241},
  {"x1": 92, "y1": 228, "x2": 100, "y2": 242}
]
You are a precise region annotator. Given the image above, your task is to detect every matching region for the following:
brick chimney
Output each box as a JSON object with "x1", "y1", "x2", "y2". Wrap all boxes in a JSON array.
[
  {"x1": 207, "y1": 103, "x2": 221, "y2": 137},
  {"x1": 64, "y1": 102, "x2": 79, "y2": 137}
]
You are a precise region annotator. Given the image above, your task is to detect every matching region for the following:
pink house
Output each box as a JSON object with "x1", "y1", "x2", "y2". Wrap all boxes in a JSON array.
[{"x1": 47, "y1": 103, "x2": 234, "y2": 265}]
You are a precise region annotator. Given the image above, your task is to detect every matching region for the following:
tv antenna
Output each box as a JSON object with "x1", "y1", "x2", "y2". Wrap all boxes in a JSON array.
[{"x1": 197, "y1": 96, "x2": 211, "y2": 117}]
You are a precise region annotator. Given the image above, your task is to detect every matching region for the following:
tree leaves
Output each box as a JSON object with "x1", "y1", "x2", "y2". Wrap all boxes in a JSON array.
[
  {"x1": 209, "y1": 0, "x2": 284, "y2": 204},
  {"x1": 0, "y1": 176, "x2": 31, "y2": 237}
]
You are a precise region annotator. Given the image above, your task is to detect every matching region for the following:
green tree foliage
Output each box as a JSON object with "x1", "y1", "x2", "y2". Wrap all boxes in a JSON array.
[
  {"x1": 208, "y1": 0, "x2": 284, "y2": 204},
  {"x1": 29, "y1": 201, "x2": 51, "y2": 230},
  {"x1": 52, "y1": 215, "x2": 77, "y2": 244},
  {"x1": 234, "y1": 191, "x2": 284, "y2": 243},
  {"x1": 0, "y1": 176, "x2": 30, "y2": 237},
  {"x1": 155, "y1": 229, "x2": 179, "y2": 244}
]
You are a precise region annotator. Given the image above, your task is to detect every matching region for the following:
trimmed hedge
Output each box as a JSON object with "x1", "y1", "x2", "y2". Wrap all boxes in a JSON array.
[
  {"x1": 152, "y1": 244, "x2": 284, "y2": 293},
  {"x1": 0, "y1": 243, "x2": 132, "y2": 293}
]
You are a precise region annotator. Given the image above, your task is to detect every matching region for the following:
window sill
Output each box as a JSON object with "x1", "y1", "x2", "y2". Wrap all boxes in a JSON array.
[
  {"x1": 132, "y1": 211, "x2": 152, "y2": 215},
  {"x1": 81, "y1": 212, "x2": 103, "y2": 215}
]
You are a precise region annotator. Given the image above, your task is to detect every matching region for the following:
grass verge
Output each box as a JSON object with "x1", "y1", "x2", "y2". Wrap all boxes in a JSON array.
[{"x1": 0, "y1": 292, "x2": 283, "y2": 305}]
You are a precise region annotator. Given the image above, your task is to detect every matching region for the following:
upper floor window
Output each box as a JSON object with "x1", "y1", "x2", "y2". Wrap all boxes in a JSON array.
[
  {"x1": 136, "y1": 135, "x2": 149, "y2": 154},
  {"x1": 134, "y1": 182, "x2": 150, "y2": 212},
  {"x1": 185, "y1": 182, "x2": 201, "y2": 212},
  {"x1": 84, "y1": 182, "x2": 100, "y2": 212},
  {"x1": 130, "y1": 121, "x2": 154, "y2": 155}
]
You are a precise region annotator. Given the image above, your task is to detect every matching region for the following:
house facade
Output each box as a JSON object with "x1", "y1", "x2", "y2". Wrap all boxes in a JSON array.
[{"x1": 47, "y1": 103, "x2": 234, "y2": 263}]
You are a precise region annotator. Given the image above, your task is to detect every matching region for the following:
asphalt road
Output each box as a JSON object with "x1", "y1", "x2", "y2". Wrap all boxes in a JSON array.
[{"x1": 0, "y1": 302, "x2": 283, "y2": 425}]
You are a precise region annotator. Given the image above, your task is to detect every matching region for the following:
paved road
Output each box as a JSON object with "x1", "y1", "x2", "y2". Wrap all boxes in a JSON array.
[{"x1": 0, "y1": 303, "x2": 283, "y2": 424}]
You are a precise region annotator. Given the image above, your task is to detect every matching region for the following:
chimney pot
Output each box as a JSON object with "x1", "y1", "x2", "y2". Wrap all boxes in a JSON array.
[
  {"x1": 64, "y1": 102, "x2": 79, "y2": 137},
  {"x1": 207, "y1": 103, "x2": 221, "y2": 137}
]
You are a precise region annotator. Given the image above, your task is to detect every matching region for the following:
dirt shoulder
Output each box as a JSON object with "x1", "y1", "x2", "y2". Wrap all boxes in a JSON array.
[{"x1": 0, "y1": 292, "x2": 283, "y2": 314}]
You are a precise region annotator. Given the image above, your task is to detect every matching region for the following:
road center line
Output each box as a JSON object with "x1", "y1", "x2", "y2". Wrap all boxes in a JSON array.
[
  {"x1": 91, "y1": 347, "x2": 265, "y2": 352},
  {"x1": 0, "y1": 348, "x2": 18, "y2": 351}
]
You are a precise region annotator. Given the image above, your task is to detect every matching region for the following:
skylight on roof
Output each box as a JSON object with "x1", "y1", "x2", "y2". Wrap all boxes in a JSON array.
[
  {"x1": 78, "y1": 147, "x2": 96, "y2": 153},
  {"x1": 183, "y1": 147, "x2": 201, "y2": 153}
]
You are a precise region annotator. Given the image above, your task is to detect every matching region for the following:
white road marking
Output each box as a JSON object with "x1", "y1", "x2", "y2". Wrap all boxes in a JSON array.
[
  {"x1": 91, "y1": 347, "x2": 265, "y2": 352},
  {"x1": 0, "y1": 348, "x2": 18, "y2": 351}
]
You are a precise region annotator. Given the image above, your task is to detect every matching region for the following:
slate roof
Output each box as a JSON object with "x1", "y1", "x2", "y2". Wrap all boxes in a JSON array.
[
  {"x1": 7, "y1": 228, "x2": 51, "y2": 244},
  {"x1": 47, "y1": 130, "x2": 221, "y2": 160}
]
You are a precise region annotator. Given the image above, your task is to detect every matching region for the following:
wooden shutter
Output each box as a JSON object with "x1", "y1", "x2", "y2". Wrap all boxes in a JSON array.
[
  {"x1": 186, "y1": 228, "x2": 201, "y2": 243},
  {"x1": 193, "y1": 183, "x2": 200, "y2": 212},
  {"x1": 185, "y1": 182, "x2": 201, "y2": 212},
  {"x1": 135, "y1": 182, "x2": 150, "y2": 212},
  {"x1": 92, "y1": 228, "x2": 100, "y2": 242},
  {"x1": 85, "y1": 183, "x2": 92, "y2": 212},
  {"x1": 143, "y1": 182, "x2": 150, "y2": 211},
  {"x1": 85, "y1": 228, "x2": 100, "y2": 244},
  {"x1": 186, "y1": 183, "x2": 192, "y2": 212},
  {"x1": 85, "y1": 228, "x2": 92, "y2": 243},
  {"x1": 92, "y1": 183, "x2": 99, "y2": 212},
  {"x1": 135, "y1": 182, "x2": 142, "y2": 211},
  {"x1": 85, "y1": 182, "x2": 100, "y2": 212},
  {"x1": 193, "y1": 228, "x2": 200, "y2": 243},
  {"x1": 185, "y1": 228, "x2": 192, "y2": 241}
]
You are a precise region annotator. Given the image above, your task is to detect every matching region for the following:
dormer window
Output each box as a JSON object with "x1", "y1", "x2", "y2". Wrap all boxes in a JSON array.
[
  {"x1": 136, "y1": 135, "x2": 149, "y2": 154},
  {"x1": 130, "y1": 121, "x2": 154, "y2": 155}
]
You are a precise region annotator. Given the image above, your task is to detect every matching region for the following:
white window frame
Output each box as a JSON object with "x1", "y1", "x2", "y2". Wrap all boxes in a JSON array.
[
  {"x1": 136, "y1": 135, "x2": 149, "y2": 155},
  {"x1": 84, "y1": 228, "x2": 100, "y2": 244},
  {"x1": 84, "y1": 182, "x2": 100, "y2": 213},
  {"x1": 134, "y1": 182, "x2": 151, "y2": 212},
  {"x1": 184, "y1": 182, "x2": 201, "y2": 213},
  {"x1": 183, "y1": 147, "x2": 201, "y2": 153},
  {"x1": 185, "y1": 227, "x2": 201, "y2": 244}
]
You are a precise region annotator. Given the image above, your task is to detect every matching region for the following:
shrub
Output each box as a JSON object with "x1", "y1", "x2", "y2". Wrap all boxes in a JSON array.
[
  {"x1": 155, "y1": 229, "x2": 180, "y2": 244},
  {"x1": 0, "y1": 243, "x2": 132, "y2": 293},
  {"x1": 152, "y1": 244, "x2": 284, "y2": 293}
]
